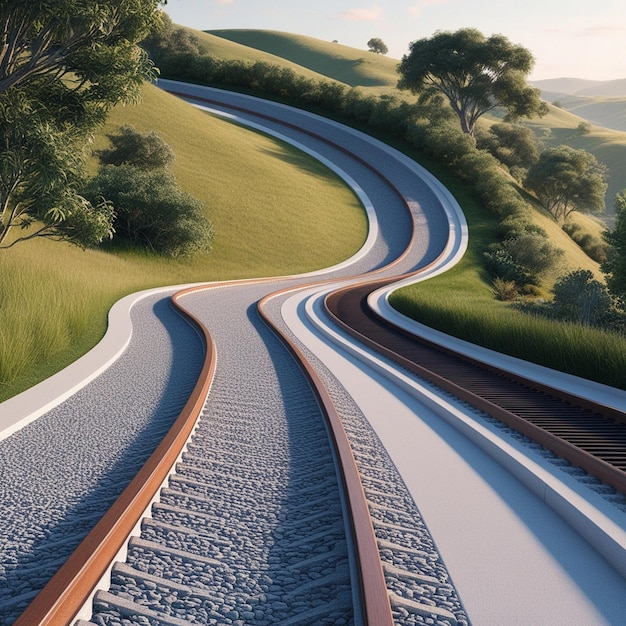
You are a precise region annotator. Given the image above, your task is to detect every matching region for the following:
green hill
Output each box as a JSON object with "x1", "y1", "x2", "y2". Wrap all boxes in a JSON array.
[
  {"x1": 195, "y1": 28, "x2": 626, "y2": 215},
  {"x1": 0, "y1": 81, "x2": 367, "y2": 401},
  {"x1": 207, "y1": 29, "x2": 399, "y2": 91}
]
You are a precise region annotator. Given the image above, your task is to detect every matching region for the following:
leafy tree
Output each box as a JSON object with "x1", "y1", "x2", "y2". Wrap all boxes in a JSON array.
[
  {"x1": 84, "y1": 165, "x2": 214, "y2": 257},
  {"x1": 525, "y1": 146, "x2": 608, "y2": 223},
  {"x1": 367, "y1": 38, "x2": 388, "y2": 55},
  {"x1": 0, "y1": 1, "x2": 160, "y2": 97},
  {"x1": 484, "y1": 231, "x2": 563, "y2": 286},
  {"x1": 397, "y1": 28, "x2": 547, "y2": 136},
  {"x1": 0, "y1": 90, "x2": 114, "y2": 248},
  {"x1": 98, "y1": 125, "x2": 175, "y2": 170},
  {"x1": 476, "y1": 122, "x2": 540, "y2": 178},
  {"x1": 551, "y1": 269, "x2": 612, "y2": 327},
  {"x1": 602, "y1": 191, "x2": 626, "y2": 301},
  {"x1": 0, "y1": 0, "x2": 162, "y2": 248}
]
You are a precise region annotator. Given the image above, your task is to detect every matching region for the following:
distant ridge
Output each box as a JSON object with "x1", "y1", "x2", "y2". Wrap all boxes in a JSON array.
[{"x1": 531, "y1": 77, "x2": 626, "y2": 97}]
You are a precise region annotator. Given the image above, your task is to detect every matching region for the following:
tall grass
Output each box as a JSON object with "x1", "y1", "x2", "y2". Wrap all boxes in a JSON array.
[{"x1": 390, "y1": 262, "x2": 626, "y2": 390}]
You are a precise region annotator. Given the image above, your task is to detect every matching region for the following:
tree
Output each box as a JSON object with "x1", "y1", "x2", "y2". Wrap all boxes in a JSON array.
[
  {"x1": 0, "y1": 0, "x2": 163, "y2": 248},
  {"x1": 367, "y1": 38, "x2": 388, "y2": 55},
  {"x1": 484, "y1": 231, "x2": 563, "y2": 286},
  {"x1": 0, "y1": 89, "x2": 114, "y2": 248},
  {"x1": 525, "y1": 146, "x2": 608, "y2": 223},
  {"x1": 86, "y1": 126, "x2": 213, "y2": 257},
  {"x1": 602, "y1": 191, "x2": 626, "y2": 301},
  {"x1": 397, "y1": 28, "x2": 547, "y2": 136},
  {"x1": 476, "y1": 122, "x2": 540, "y2": 178},
  {"x1": 551, "y1": 269, "x2": 612, "y2": 327},
  {"x1": 0, "y1": 1, "x2": 161, "y2": 97}
]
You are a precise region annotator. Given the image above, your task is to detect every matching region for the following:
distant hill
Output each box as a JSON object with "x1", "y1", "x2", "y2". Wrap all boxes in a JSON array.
[
  {"x1": 530, "y1": 78, "x2": 626, "y2": 133},
  {"x1": 207, "y1": 29, "x2": 399, "y2": 92},
  {"x1": 531, "y1": 78, "x2": 626, "y2": 97},
  {"x1": 172, "y1": 27, "x2": 626, "y2": 216}
]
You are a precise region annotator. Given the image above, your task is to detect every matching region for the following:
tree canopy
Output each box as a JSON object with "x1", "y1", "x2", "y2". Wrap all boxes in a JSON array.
[
  {"x1": 397, "y1": 28, "x2": 547, "y2": 136},
  {"x1": 0, "y1": 0, "x2": 163, "y2": 248},
  {"x1": 524, "y1": 145, "x2": 608, "y2": 223},
  {"x1": 602, "y1": 191, "x2": 626, "y2": 301},
  {"x1": 98, "y1": 125, "x2": 175, "y2": 170},
  {"x1": 85, "y1": 126, "x2": 214, "y2": 257},
  {"x1": 367, "y1": 38, "x2": 388, "y2": 55}
]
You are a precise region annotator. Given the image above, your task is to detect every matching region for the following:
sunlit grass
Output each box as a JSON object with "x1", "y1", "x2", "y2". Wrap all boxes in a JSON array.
[{"x1": 0, "y1": 83, "x2": 367, "y2": 401}]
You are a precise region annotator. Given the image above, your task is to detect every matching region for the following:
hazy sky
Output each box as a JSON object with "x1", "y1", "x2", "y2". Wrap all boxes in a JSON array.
[{"x1": 163, "y1": 0, "x2": 625, "y2": 81}]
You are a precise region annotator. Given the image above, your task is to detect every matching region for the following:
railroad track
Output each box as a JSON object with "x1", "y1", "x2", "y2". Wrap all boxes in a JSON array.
[
  {"x1": 325, "y1": 279, "x2": 626, "y2": 497},
  {"x1": 11, "y1": 86, "x2": 471, "y2": 625},
  {"x1": 11, "y1": 83, "x2": 625, "y2": 625}
]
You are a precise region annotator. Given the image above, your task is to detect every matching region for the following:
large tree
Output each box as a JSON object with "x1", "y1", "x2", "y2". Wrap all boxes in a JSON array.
[
  {"x1": 525, "y1": 145, "x2": 608, "y2": 223},
  {"x1": 0, "y1": 0, "x2": 163, "y2": 248},
  {"x1": 397, "y1": 28, "x2": 547, "y2": 136}
]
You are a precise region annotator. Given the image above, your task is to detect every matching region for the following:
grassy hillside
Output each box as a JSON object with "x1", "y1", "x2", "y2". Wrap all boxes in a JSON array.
[
  {"x1": 194, "y1": 28, "x2": 625, "y2": 216},
  {"x1": 174, "y1": 27, "x2": 333, "y2": 83},
  {"x1": 518, "y1": 104, "x2": 626, "y2": 215},
  {"x1": 208, "y1": 29, "x2": 399, "y2": 92},
  {"x1": 0, "y1": 82, "x2": 367, "y2": 401}
]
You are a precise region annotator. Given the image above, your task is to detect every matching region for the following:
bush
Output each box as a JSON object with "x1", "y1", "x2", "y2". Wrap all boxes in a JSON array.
[
  {"x1": 485, "y1": 232, "x2": 563, "y2": 286},
  {"x1": 492, "y1": 277, "x2": 519, "y2": 301},
  {"x1": 562, "y1": 220, "x2": 608, "y2": 263},
  {"x1": 84, "y1": 166, "x2": 214, "y2": 257},
  {"x1": 551, "y1": 269, "x2": 611, "y2": 326},
  {"x1": 98, "y1": 125, "x2": 175, "y2": 170}
]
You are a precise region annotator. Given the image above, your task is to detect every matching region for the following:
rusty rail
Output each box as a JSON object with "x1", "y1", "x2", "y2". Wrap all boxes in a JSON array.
[
  {"x1": 325, "y1": 280, "x2": 626, "y2": 496},
  {"x1": 258, "y1": 289, "x2": 394, "y2": 626},
  {"x1": 14, "y1": 291, "x2": 216, "y2": 626}
]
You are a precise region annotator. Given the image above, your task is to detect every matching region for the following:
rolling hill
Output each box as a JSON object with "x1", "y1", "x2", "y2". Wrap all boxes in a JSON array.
[
  {"x1": 194, "y1": 28, "x2": 626, "y2": 217},
  {"x1": 207, "y1": 29, "x2": 399, "y2": 91}
]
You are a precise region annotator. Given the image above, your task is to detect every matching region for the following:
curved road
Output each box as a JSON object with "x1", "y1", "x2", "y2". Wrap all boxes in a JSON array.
[{"x1": 0, "y1": 84, "x2": 625, "y2": 625}]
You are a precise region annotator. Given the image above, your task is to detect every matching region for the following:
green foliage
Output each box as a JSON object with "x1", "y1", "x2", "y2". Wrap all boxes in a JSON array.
[
  {"x1": 550, "y1": 269, "x2": 612, "y2": 326},
  {"x1": 367, "y1": 38, "x2": 388, "y2": 55},
  {"x1": 390, "y1": 282, "x2": 626, "y2": 389},
  {"x1": 562, "y1": 219, "x2": 608, "y2": 263},
  {"x1": 476, "y1": 122, "x2": 540, "y2": 179},
  {"x1": 84, "y1": 165, "x2": 214, "y2": 257},
  {"x1": 602, "y1": 190, "x2": 626, "y2": 300},
  {"x1": 485, "y1": 232, "x2": 563, "y2": 286},
  {"x1": 0, "y1": 90, "x2": 115, "y2": 248},
  {"x1": 98, "y1": 125, "x2": 175, "y2": 170},
  {"x1": 0, "y1": 0, "x2": 162, "y2": 249},
  {"x1": 397, "y1": 28, "x2": 547, "y2": 136},
  {"x1": 525, "y1": 145, "x2": 608, "y2": 223},
  {"x1": 0, "y1": 1, "x2": 160, "y2": 101}
]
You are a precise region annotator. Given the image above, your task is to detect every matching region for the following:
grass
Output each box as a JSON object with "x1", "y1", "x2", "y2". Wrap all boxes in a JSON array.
[
  {"x1": 207, "y1": 29, "x2": 400, "y2": 90},
  {"x1": 388, "y1": 172, "x2": 626, "y2": 390},
  {"x1": 199, "y1": 28, "x2": 626, "y2": 216},
  {"x1": 0, "y1": 81, "x2": 367, "y2": 401},
  {"x1": 3, "y1": 27, "x2": 626, "y2": 399}
]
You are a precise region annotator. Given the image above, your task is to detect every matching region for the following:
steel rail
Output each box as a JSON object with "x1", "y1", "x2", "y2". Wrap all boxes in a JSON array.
[
  {"x1": 258, "y1": 289, "x2": 394, "y2": 626},
  {"x1": 325, "y1": 279, "x2": 626, "y2": 496},
  {"x1": 14, "y1": 87, "x2": 458, "y2": 625},
  {"x1": 13, "y1": 294, "x2": 215, "y2": 626}
]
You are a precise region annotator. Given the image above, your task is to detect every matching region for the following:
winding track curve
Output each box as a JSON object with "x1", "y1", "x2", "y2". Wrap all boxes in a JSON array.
[
  {"x1": 2, "y1": 84, "x2": 626, "y2": 625},
  {"x1": 2, "y1": 84, "x2": 466, "y2": 625}
]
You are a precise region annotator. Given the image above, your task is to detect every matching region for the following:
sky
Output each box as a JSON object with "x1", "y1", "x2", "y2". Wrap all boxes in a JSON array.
[{"x1": 163, "y1": 0, "x2": 626, "y2": 82}]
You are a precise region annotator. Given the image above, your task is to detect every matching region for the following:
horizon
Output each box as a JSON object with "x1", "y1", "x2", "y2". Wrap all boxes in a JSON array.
[{"x1": 163, "y1": 0, "x2": 626, "y2": 82}]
